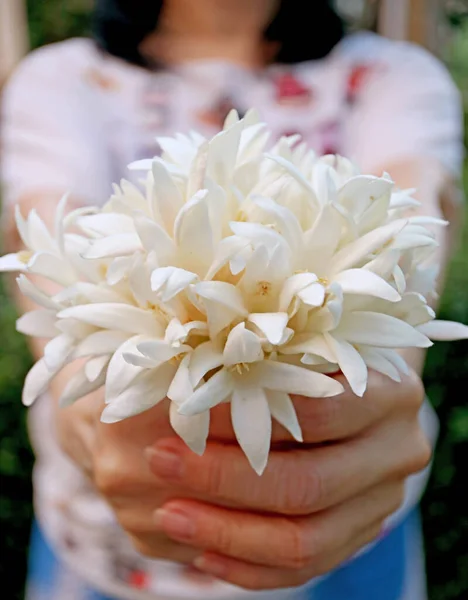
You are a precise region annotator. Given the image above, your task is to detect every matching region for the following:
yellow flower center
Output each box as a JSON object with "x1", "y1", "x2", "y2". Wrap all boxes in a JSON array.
[
  {"x1": 228, "y1": 362, "x2": 251, "y2": 375},
  {"x1": 17, "y1": 250, "x2": 33, "y2": 264},
  {"x1": 256, "y1": 281, "x2": 272, "y2": 296}
]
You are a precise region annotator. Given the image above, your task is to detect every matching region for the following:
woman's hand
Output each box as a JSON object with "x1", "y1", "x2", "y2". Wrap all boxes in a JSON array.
[
  {"x1": 53, "y1": 360, "x2": 431, "y2": 590},
  {"x1": 143, "y1": 369, "x2": 431, "y2": 590}
]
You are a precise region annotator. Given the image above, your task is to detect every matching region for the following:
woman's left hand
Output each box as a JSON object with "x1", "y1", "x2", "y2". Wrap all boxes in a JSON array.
[{"x1": 146, "y1": 369, "x2": 431, "y2": 590}]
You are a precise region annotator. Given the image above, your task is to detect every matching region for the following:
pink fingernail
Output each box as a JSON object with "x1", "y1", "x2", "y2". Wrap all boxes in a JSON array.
[
  {"x1": 145, "y1": 446, "x2": 183, "y2": 480},
  {"x1": 193, "y1": 556, "x2": 227, "y2": 579},
  {"x1": 154, "y1": 508, "x2": 195, "y2": 541}
]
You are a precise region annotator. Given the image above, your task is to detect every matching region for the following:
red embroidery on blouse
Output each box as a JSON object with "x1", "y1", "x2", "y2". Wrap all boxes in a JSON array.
[{"x1": 275, "y1": 73, "x2": 313, "y2": 107}]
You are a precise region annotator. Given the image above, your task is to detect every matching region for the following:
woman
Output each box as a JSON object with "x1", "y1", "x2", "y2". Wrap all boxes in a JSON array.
[{"x1": 1, "y1": 1, "x2": 463, "y2": 599}]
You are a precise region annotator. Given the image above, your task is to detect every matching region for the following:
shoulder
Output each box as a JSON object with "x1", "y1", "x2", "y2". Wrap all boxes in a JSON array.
[
  {"x1": 335, "y1": 31, "x2": 456, "y2": 87},
  {"x1": 2, "y1": 39, "x2": 102, "y2": 102}
]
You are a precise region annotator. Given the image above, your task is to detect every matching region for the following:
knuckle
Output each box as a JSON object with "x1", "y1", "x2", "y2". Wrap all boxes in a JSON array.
[
  {"x1": 279, "y1": 462, "x2": 325, "y2": 515},
  {"x1": 284, "y1": 521, "x2": 314, "y2": 570},
  {"x1": 408, "y1": 431, "x2": 432, "y2": 474},
  {"x1": 203, "y1": 454, "x2": 226, "y2": 498},
  {"x1": 93, "y1": 449, "x2": 130, "y2": 497},
  {"x1": 299, "y1": 398, "x2": 341, "y2": 442},
  {"x1": 401, "y1": 372, "x2": 425, "y2": 413},
  {"x1": 387, "y1": 482, "x2": 406, "y2": 515}
]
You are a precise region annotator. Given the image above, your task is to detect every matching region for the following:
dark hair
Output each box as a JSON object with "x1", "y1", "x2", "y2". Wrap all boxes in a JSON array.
[{"x1": 92, "y1": 0, "x2": 344, "y2": 68}]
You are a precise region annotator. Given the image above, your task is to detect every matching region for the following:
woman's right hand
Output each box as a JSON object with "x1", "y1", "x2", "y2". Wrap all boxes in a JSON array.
[{"x1": 51, "y1": 362, "x2": 203, "y2": 564}]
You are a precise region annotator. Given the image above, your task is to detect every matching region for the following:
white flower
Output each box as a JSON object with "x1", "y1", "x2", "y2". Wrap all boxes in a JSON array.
[{"x1": 4, "y1": 109, "x2": 468, "y2": 475}]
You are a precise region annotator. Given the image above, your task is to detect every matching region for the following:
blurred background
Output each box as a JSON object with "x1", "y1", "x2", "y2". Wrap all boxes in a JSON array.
[{"x1": 0, "y1": 1, "x2": 468, "y2": 599}]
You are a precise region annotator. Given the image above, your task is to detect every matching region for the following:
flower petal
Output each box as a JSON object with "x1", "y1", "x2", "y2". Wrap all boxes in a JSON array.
[
  {"x1": 151, "y1": 267, "x2": 198, "y2": 301},
  {"x1": 0, "y1": 253, "x2": 28, "y2": 272},
  {"x1": 266, "y1": 390, "x2": 302, "y2": 442},
  {"x1": 188, "y1": 341, "x2": 224, "y2": 387},
  {"x1": 178, "y1": 369, "x2": 233, "y2": 416},
  {"x1": 231, "y1": 387, "x2": 271, "y2": 475},
  {"x1": 194, "y1": 281, "x2": 247, "y2": 337},
  {"x1": 170, "y1": 401, "x2": 209, "y2": 455},
  {"x1": 224, "y1": 323, "x2": 264, "y2": 366},
  {"x1": 336, "y1": 312, "x2": 432, "y2": 348},
  {"x1": 16, "y1": 275, "x2": 59, "y2": 310},
  {"x1": 83, "y1": 233, "x2": 142, "y2": 259},
  {"x1": 105, "y1": 335, "x2": 149, "y2": 402},
  {"x1": 44, "y1": 334, "x2": 75, "y2": 371},
  {"x1": 58, "y1": 304, "x2": 163, "y2": 336},
  {"x1": 151, "y1": 160, "x2": 184, "y2": 231},
  {"x1": 358, "y1": 347, "x2": 402, "y2": 382},
  {"x1": 101, "y1": 365, "x2": 175, "y2": 423},
  {"x1": 254, "y1": 360, "x2": 344, "y2": 397},
  {"x1": 85, "y1": 355, "x2": 110, "y2": 382},
  {"x1": 60, "y1": 367, "x2": 106, "y2": 407},
  {"x1": 333, "y1": 269, "x2": 401, "y2": 302},
  {"x1": 22, "y1": 359, "x2": 58, "y2": 406},
  {"x1": 74, "y1": 330, "x2": 131, "y2": 358},
  {"x1": 16, "y1": 309, "x2": 58, "y2": 338},
  {"x1": 417, "y1": 320, "x2": 468, "y2": 341},
  {"x1": 324, "y1": 333, "x2": 368, "y2": 397},
  {"x1": 248, "y1": 312, "x2": 289, "y2": 345}
]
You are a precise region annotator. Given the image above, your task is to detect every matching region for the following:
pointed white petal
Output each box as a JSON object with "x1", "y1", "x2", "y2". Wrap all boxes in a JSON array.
[
  {"x1": 44, "y1": 334, "x2": 75, "y2": 371},
  {"x1": 85, "y1": 355, "x2": 110, "y2": 382},
  {"x1": 137, "y1": 339, "x2": 191, "y2": 363},
  {"x1": 60, "y1": 367, "x2": 106, "y2": 407},
  {"x1": 0, "y1": 253, "x2": 28, "y2": 272},
  {"x1": 16, "y1": 309, "x2": 58, "y2": 338},
  {"x1": 74, "y1": 330, "x2": 131, "y2": 358},
  {"x1": 178, "y1": 370, "x2": 234, "y2": 416},
  {"x1": 254, "y1": 361, "x2": 344, "y2": 397},
  {"x1": 58, "y1": 304, "x2": 163, "y2": 336},
  {"x1": 336, "y1": 312, "x2": 433, "y2": 348},
  {"x1": 27, "y1": 252, "x2": 77, "y2": 286},
  {"x1": 83, "y1": 233, "x2": 142, "y2": 259},
  {"x1": 105, "y1": 335, "x2": 149, "y2": 402},
  {"x1": 279, "y1": 273, "x2": 318, "y2": 312},
  {"x1": 134, "y1": 214, "x2": 175, "y2": 259},
  {"x1": 22, "y1": 359, "x2": 58, "y2": 406},
  {"x1": 232, "y1": 387, "x2": 271, "y2": 475},
  {"x1": 298, "y1": 282, "x2": 326, "y2": 307},
  {"x1": 151, "y1": 267, "x2": 198, "y2": 301},
  {"x1": 106, "y1": 256, "x2": 134, "y2": 285},
  {"x1": 101, "y1": 365, "x2": 175, "y2": 423},
  {"x1": 17, "y1": 275, "x2": 59, "y2": 310},
  {"x1": 27, "y1": 209, "x2": 57, "y2": 253},
  {"x1": 77, "y1": 213, "x2": 135, "y2": 236},
  {"x1": 282, "y1": 333, "x2": 336, "y2": 362},
  {"x1": 267, "y1": 390, "x2": 302, "y2": 442},
  {"x1": 151, "y1": 160, "x2": 184, "y2": 231},
  {"x1": 248, "y1": 312, "x2": 289, "y2": 345},
  {"x1": 333, "y1": 269, "x2": 401, "y2": 302},
  {"x1": 330, "y1": 220, "x2": 407, "y2": 276},
  {"x1": 358, "y1": 347, "x2": 402, "y2": 382},
  {"x1": 170, "y1": 401, "x2": 210, "y2": 455},
  {"x1": 224, "y1": 323, "x2": 264, "y2": 366},
  {"x1": 167, "y1": 355, "x2": 193, "y2": 405},
  {"x1": 417, "y1": 320, "x2": 468, "y2": 341},
  {"x1": 188, "y1": 341, "x2": 224, "y2": 387},
  {"x1": 324, "y1": 334, "x2": 368, "y2": 397},
  {"x1": 194, "y1": 281, "x2": 247, "y2": 337}
]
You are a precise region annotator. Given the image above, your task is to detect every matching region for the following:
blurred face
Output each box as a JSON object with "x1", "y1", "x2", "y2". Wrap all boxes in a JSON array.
[{"x1": 158, "y1": 0, "x2": 281, "y2": 36}]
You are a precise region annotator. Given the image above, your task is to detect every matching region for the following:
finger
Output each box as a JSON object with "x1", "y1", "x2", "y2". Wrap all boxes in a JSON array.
[
  {"x1": 154, "y1": 481, "x2": 403, "y2": 569},
  {"x1": 182, "y1": 369, "x2": 423, "y2": 446},
  {"x1": 192, "y1": 521, "x2": 383, "y2": 591},
  {"x1": 147, "y1": 417, "x2": 420, "y2": 514}
]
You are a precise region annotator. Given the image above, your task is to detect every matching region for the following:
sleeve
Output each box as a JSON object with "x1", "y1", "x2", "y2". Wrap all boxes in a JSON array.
[
  {"x1": 1, "y1": 41, "x2": 113, "y2": 209},
  {"x1": 341, "y1": 35, "x2": 465, "y2": 178}
]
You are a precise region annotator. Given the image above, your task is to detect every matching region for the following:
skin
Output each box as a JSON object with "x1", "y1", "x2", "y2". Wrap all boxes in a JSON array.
[{"x1": 4, "y1": 0, "x2": 463, "y2": 591}]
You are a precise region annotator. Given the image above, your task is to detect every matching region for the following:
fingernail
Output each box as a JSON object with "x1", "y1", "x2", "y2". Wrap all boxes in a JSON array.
[
  {"x1": 154, "y1": 508, "x2": 195, "y2": 541},
  {"x1": 193, "y1": 556, "x2": 227, "y2": 579},
  {"x1": 145, "y1": 446, "x2": 183, "y2": 480}
]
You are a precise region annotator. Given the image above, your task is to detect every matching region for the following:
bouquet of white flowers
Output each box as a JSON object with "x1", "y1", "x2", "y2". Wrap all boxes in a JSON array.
[{"x1": 2, "y1": 109, "x2": 467, "y2": 474}]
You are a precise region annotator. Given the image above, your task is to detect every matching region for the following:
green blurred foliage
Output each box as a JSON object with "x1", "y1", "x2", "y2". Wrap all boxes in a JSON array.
[{"x1": 1, "y1": 3, "x2": 468, "y2": 599}]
